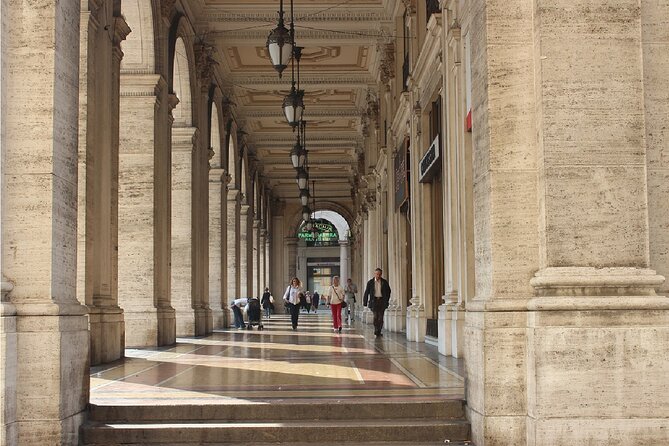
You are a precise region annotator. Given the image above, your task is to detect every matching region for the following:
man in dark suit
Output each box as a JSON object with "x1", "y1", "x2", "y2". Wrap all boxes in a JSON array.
[{"x1": 362, "y1": 268, "x2": 392, "y2": 337}]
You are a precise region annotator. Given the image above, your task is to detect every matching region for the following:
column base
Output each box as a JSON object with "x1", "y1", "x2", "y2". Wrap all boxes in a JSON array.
[
  {"x1": 125, "y1": 306, "x2": 175, "y2": 347},
  {"x1": 438, "y1": 303, "x2": 465, "y2": 358},
  {"x1": 466, "y1": 267, "x2": 669, "y2": 446},
  {"x1": 195, "y1": 306, "x2": 212, "y2": 336},
  {"x1": 88, "y1": 305, "x2": 124, "y2": 365},
  {"x1": 12, "y1": 302, "x2": 89, "y2": 446},
  {"x1": 405, "y1": 304, "x2": 426, "y2": 342},
  {"x1": 384, "y1": 306, "x2": 406, "y2": 332},
  {"x1": 211, "y1": 307, "x2": 225, "y2": 330},
  {"x1": 1, "y1": 300, "x2": 18, "y2": 446},
  {"x1": 361, "y1": 307, "x2": 374, "y2": 324}
]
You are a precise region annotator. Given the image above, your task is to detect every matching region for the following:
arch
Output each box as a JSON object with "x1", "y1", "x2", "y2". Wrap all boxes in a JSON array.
[
  {"x1": 120, "y1": 0, "x2": 155, "y2": 73},
  {"x1": 312, "y1": 211, "x2": 350, "y2": 241},
  {"x1": 210, "y1": 102, "x2": 222, "y2": 168},
  {"x1": 287, "y1": 201, "x2": 354, "y2": 240},
  {"x1": 172, "y1": 36, "x2": 192, "y2": 126}
]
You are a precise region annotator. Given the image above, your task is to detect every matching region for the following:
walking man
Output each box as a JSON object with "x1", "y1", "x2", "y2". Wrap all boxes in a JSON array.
[
  {"x1": 362, "y1": 268, "x2": 391, "y2": 337},
  {"x1": 345, "y1": 278, "x2": 358, "y2": 324}
]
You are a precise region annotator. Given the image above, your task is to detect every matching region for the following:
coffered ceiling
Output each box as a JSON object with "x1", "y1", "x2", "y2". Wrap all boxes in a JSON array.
[{"x1": 192, "y1": 0, "x2": 398, "y2": 205}]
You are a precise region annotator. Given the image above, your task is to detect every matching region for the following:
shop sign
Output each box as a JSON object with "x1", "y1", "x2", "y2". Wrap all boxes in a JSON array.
[
  {"x1": 298, "y1": 220, "x2": 339, "y2": 243},
  {"x1": 394, "y1": 144, "x2": 408, "y2": 209},
  {"x1": 419, "y1": 134, "x2": 440, "y2": 183}
]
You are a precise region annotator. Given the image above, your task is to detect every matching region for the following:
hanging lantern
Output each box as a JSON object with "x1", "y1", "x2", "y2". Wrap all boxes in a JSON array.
[
  {"x1": 282, "y1": 86, "x2": 304, "y2": 127},
  {"x1": 301, "y1": 206, "x2": 312, "y2": 222},
  {"x1": 296, "y1": 167, "x2": 308, "y2": 190},
  {"x1": 290, "y1": 139, "x2": 307, "y2": 169},
  {"x1": 266, "y1": 0, "x2": 293, "y2": 77},
  {"x1": 299, "y1": 188, "x2": 310, "y2": 206}
]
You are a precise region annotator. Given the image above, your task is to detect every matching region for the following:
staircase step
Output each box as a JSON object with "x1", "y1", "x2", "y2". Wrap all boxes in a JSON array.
[
  {"x1": 81, "y1": 419, "x2": 470, "y2": 444},
  {"x1": 89, "y1": 399, "x2": 465, "y2": 423}
]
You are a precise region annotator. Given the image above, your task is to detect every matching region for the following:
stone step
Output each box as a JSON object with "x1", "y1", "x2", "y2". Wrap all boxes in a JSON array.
[
  {"x1": 80, "y1": 419, "x2": 471, "y2": 444},
  {"x1": 88, "y1": 399, "x2": 465, "y2": 423}
]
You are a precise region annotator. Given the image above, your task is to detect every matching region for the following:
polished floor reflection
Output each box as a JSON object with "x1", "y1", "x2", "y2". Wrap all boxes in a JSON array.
[{"x1": 90, "y1": 313, "x2": 464, "y2": 405}]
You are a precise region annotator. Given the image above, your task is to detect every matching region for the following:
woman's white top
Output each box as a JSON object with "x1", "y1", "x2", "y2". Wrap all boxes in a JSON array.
[
  {"x1": 283, "y1": 285, "x2": 302, "y2": 305},
  {"x1": 327, "y1": 285, "x2": 346, "y2": 305}
]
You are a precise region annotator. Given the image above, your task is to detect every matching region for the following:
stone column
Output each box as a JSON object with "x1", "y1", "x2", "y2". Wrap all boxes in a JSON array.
[
  {"x1": 339, "y1": 240, "x2": 350, "y2": 285},
  {"x1": 171, "y1": 126, "x2": 198, "y2": 336},
  {"x1": 208, "y1": 168, "x2": 225, "y2": 328},
  {"x1": 361, "y1": 208, "x2": 374, "y2": 324},
  {"x1": 2, "y1": 0, "x2": 90, "y2": 438},
  {"x1": 226, "y1": 188, "x2": 240, "y2": 323},
  {"x1": 252, "y1": 218, "x2": 260, "y2": 297},
  {"x1": 239, "y1": 204, "x2": 250, "y2": 297},
  {"x1": 439, "y1": 16, "x2": 465, "y2": 358},
  {"x1": 259, "y1": 229, "x2": 267, "y2": 292},
  {"x1": 286, "y1": 237, "x2": 298, "y2": 283},
  {"x1": 77, "y1": 6, "x2": 129, "y2": 365},
  {"x1": 118, "y1": 77, "x2": 176, "y2": 347},
  {"x1": 465, "y1": 0, "x2": 669, "y2": 444},
  {"x1": 264, "y1": 234, "x2": 271, "y2": 290}
]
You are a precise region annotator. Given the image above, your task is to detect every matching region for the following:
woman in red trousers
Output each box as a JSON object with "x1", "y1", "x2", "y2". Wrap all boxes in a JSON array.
[{"x1": 326, "y1": 276, "x2": 346, "y2": 333}]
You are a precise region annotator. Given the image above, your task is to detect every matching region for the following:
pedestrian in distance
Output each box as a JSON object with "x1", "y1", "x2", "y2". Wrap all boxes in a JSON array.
[
  {"x1": 325, "y1": 276, "x2": 346, "y2": 333},
  {"x1": 362, "y1": 268, "x2": 391, "y2": 338},
  {"x1": 283, "y1": 277, "x2": 303, "y2": 330},
  {"x1": 312, "y1": 290, "x2": 320, "y2": 313},
  {"x1": 261, "y1": 287, "x2": 272, "y2": 319}
]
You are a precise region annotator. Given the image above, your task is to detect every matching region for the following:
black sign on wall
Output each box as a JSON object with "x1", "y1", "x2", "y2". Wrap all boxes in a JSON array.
[{"x1": 394, "y1": 142, "x2": 408, "y2": 209}]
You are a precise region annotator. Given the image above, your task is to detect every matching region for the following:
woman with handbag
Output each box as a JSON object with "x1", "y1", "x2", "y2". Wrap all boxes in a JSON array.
[
  {"x1": 283, "y1": 277, "x2": 303, "y2": 330},
  {"x1": 325, "y1": 276, "x2": 346, "y2": 333}
]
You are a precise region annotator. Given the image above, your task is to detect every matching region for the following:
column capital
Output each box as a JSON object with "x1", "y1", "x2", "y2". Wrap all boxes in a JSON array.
[
  {"x1": 240, "y1": 203, "x2": 250, "y2": 215},
  {"x1": 227, "y1": 187, "x2": 240, "y2": 201},
  {"x1": 112, "y1": 16, "x2": 131, "y2": 46},
  {"x1": 209, "y1": 167, "x2": 225, "y2": 183}
]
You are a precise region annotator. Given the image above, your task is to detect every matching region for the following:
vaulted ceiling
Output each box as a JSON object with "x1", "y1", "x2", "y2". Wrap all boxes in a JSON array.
[{"x1": 191, "y1": 0, "x2": 398, "y2": 204}]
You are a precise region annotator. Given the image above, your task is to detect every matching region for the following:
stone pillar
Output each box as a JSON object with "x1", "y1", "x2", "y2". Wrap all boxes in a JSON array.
[
  {"x1": 252, "y1": 218, "x2": 260, "y2": 298},
  {"x1": 171, "y1": 126, "x2": 198, "y2": 336},
  {"x1": 439, "y1": 17, "x2": 466, "y2": 358},
  {"x1": 226, "y1": 188, "x2": 240, "y2": 301},
  {"x1": 264, "y1": 234, "x2": 271, "y2": 289},
  {"x1": 239, "y1": 204, "x2": 250, "y2": 297},
  {"x1": 208, "y1": 168, "x2": 225, "y2": 328},
  {"x1": 286, "y1": 237, "x2": 298, "y2": 283},
  {"x1": 465, "y1": 0, "x2": 669, "y2": 444},
  {"x1": 259, "y1": 229, "x2": 267, "y2": 292},
  {"x1": 361, "y1": 209, "x2": 374, "y2": 324},
  {"x1": 339, "y1": 240, "x2": 350, "y2": 285},
  {"x1": 118, "y1": 77, "x2": 176, "y2": 347},
  {"x1": 77, "y1": 5, "x2": 129, "y2": 365},
  {"x1": 2, "y1": 0, "x2": 90, "y2": 438}
]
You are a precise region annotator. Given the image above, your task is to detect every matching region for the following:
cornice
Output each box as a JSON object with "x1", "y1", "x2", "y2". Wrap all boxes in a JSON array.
[{"x1": 202, "y1": 11, "x2": 392, "y2": 23}]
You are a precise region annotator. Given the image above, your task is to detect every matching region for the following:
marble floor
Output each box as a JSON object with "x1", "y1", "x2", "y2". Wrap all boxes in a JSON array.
[{"x1": 90, "y1": 312, "x2": 465, "y2": 406}]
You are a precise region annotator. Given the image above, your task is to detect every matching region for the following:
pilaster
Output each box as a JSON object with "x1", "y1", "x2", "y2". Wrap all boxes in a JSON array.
[
  {"x1": 118, "y1": 74, "x2": 176, "y2": 347},
  {"x1": 171, "y1": 125, "x2": 198, "y2": 336},
  {"x1": 239, "y1": 203, "x2": 251, "y2": 297},
  {"x1": 208, "y1": 168, "x2": 226, "y2": 328},
  {"x1": 2, "y1": 0, "x2": 91, "y2": 438},
  {"x1": 226, "y1": 188, "x2": 241, "y2": 307}
]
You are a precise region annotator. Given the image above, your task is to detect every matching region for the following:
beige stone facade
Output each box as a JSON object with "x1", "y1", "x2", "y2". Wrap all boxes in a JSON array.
[{"x1": 1, "y1": 0, "x2": 668, "y2": 444}]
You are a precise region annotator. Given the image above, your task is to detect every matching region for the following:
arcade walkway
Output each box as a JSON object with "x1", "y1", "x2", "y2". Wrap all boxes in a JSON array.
[{"x1": 90, "y1": 313, "x2": 465, "y2": 405}]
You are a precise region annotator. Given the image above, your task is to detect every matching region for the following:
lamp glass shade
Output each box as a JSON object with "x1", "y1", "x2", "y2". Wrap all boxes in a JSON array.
[
  {"x1": 296, "y1": 168, "x2": 308, "y2": 190},
  {"x1": 282, "y1": 88, "x2": 305, "y2": 126},
  {"x1": 266, "y1": 25, "x2": 293, "y2": 75},
  {"x1": 299, "y1": 189, "x2": 309, "y2": 206},
  {"x1": 301, "y1": 206, "x2": 312, "y2": 222},
  {"x1": 290, "y1": 142, "x2": 306, "y2": 169}
]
